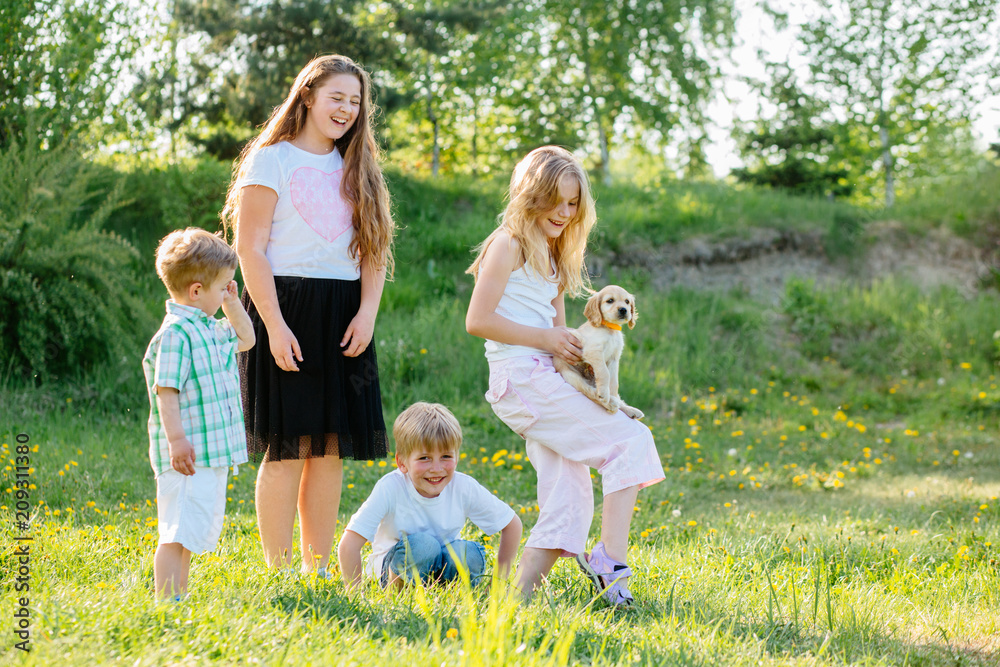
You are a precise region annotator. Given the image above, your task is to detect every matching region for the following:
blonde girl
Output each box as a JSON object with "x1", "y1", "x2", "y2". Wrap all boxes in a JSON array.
[
  {"x1": 466, "y1": 146, "x2": 663, "y2": 606},
  {"x1": 222, "y1": 55, "x2": 394, "y2": 575}
]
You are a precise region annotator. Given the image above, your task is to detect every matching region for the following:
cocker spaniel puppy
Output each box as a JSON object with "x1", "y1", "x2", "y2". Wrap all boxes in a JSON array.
[{"x1": 554, "y1": 285, "x2": 644, "y2": 420}]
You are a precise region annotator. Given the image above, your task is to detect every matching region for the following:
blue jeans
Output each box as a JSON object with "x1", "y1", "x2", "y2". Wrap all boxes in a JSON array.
[{"x1": 381, "y1": 533, "x2": 486, "y2": 586}]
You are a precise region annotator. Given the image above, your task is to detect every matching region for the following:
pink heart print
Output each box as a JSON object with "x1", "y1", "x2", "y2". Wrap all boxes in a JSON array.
[{"x1": 290, "y1": 167, "x2": 353, "y2": 242}]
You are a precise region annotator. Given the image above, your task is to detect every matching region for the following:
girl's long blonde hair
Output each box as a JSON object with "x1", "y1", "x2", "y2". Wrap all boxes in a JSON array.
[
  {"x1": 221, "y1": 55, "x2": 394, "y2": 277},
  {"x1": 467, "y1": 146, "x2": 595, "y2": 296}
]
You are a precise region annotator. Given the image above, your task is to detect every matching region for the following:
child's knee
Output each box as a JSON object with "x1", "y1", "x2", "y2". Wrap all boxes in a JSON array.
[
  {"x1": 444, "y1": 540, "x2": 487, "y2": 581},
  {"x1": 388, "y1": 533, "x2": 440, "y2": 578}
]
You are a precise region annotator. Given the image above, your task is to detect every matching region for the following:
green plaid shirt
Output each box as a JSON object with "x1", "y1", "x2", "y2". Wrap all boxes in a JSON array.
[{"x1": 143, "y1": 300, "x2": 248, "y2": 476}]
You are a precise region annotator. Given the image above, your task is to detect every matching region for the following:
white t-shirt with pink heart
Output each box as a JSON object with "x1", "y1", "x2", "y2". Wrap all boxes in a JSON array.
[{"x1": 240, "y1": 142, "x2": 359, "y2": 280}]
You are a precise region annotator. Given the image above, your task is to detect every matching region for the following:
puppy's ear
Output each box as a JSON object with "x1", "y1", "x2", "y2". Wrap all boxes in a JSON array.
[
  {"x1": 584, "y1": 291, "x2": 603, "y2": 326},
  {"x1": 627, "y1": 293, "x2": 638, "y2": 329}
]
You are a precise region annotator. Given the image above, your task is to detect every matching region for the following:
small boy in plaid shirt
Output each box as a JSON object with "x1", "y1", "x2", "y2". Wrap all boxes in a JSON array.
[{"x1": 142, "y1": 228, "x2": 255, "y2": 600}]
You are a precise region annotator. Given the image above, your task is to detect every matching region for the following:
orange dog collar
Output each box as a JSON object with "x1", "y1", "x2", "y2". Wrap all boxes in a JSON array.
[{"x1": 602, "y1": 320, "x2": 623, "y2": 331}]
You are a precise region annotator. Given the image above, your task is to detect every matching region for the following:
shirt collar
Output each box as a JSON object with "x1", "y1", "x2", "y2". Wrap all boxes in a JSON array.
[{"x1": 165, "y1": 299, "x2": 212, "y2": 323}]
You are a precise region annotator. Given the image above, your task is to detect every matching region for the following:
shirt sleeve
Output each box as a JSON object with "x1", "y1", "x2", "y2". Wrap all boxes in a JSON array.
[
  {"x1": 217, "y1": 317, "x2": 238, "y2": 358},
  {"x1": 345, "y1": 475, "x2": 395, "y2": 543},
  {"x1": 461, "y1": 476, "x2": 516, "y2": 536},
  {"x1": 153, "y1": 327, "x2": 191, "y2": 392},
  {"x1": 239, "y1": 146, "x2": 281, "y2": 194}
]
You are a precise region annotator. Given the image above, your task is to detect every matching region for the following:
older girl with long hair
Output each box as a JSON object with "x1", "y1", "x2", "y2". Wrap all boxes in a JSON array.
[
  {"x1": 222, "y1": 55, "x2": 394, "y2": 576},
  {"x1": 466, "y1": 146, "x2": 663, "y2": 606}
]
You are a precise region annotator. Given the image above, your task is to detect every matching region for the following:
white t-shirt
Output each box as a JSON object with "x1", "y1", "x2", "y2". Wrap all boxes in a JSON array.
[
  {"x1": 240, "y1": 141, "x2": 360, "y2": 280},
  {"x1": 345, "y1": 469, "x2": 515, "y2": 578}
]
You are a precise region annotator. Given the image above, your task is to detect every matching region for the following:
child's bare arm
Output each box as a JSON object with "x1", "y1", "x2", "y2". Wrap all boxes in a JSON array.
[
  {"x1": 341, "y1": 255, "x2": 385, "y2": 358},
  {"x1": 495, "y1": 515, "x2": 523, "y2": 577},
  {"x1": 222, "y1": 281, "x2": 255, "y2": 352},
  {"x1": 156, "y1": 388, "x2": 195, "y2": 476},
  {"x1": 338, "y1": 530, "x2": 368, "y2": 591}
]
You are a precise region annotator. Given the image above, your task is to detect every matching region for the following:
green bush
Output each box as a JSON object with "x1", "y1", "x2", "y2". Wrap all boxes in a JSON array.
[
  {"x1": 103, "y1": 156, "x2": 233, "y2": 257},
  {"x1": 0, "y1": 134, "x2": 150, "y2": 380}
]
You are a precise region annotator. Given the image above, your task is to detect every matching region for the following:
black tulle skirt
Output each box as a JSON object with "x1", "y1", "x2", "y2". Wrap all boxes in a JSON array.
[{"x1": 239, "y1": 276, "x2": 388, "y2": 462}]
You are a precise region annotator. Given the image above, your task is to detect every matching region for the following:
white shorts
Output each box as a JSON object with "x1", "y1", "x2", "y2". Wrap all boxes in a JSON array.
[{"x1": 156, "y1": 466, "x2": 229, "y2": 554}]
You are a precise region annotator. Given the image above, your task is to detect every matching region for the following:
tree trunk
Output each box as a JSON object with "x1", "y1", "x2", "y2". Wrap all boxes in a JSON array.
[
  {"x1": 426, "y1": 64, "x2": 439, "y2": 177},
  {"x1": 580, "y1": 18, "x2": 611, "y2": 185},
  {"x1": 880, "y1": 125, "x2": 894, "y2": 208},
  {"x1": 596, "y1": 119, "x2": 611, "y2": 185},
  {"x1": 471, "y1": 93, "x2": 478, "y2": 178}
]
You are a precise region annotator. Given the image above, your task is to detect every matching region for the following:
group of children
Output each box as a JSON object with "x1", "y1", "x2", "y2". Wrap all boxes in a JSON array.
[{"x1": 142, "y1": 55, "x2": 663, "y2": 608}]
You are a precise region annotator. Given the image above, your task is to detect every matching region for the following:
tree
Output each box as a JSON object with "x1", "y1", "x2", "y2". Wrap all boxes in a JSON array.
[
  {"x1": 532, "y1": 0, "x2": 735, "y2": 184},
  {"x1": 388, "y1": 0, "x2": 501, "y2": 177},
  {"x1": 138, "y1": 0, "x2": 410, "y2": 158},
  {"x1": 1, "y1": 0, "x2": 137, "y2": 148},
  {"x1": 796, "y1": 0, "x2": 999, "y2": 206},
  {"x1": 733, "y1": 65, "x2": 852, "y2": 197}
]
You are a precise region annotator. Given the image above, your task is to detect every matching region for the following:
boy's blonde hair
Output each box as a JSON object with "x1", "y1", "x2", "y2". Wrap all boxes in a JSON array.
[
  {"x1": 467, "y1": 145, "x2": 596, "y2": 297},
  {"x1": 393, "y1": 402, "x2": 463, "y2": 459},
  {"x1": 155, "y1": 228, "x2": 238, "y2": 296},
  {"x1": 222, "y1": 54, "x2": 395, "y2": 278}
]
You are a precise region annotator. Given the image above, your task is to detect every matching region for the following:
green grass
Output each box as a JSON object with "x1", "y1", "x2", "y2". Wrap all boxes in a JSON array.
[
  {"x1": 4, "y1": 158, "x2": 1000, "y2": 663},
  {"x1": 2, "y1": 273, "x2": 1000, "y2": 665}
]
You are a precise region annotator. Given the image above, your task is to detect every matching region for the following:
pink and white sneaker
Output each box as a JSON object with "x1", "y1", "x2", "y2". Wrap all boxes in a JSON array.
[{"x1": 576, "y1": 542, "x2": 634, "y2": 608}]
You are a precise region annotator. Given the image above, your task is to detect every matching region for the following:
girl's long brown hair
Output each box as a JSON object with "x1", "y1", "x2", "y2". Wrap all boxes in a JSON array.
[{"x1": 222, "y1": 55, "x2": 394, "y2": 277}]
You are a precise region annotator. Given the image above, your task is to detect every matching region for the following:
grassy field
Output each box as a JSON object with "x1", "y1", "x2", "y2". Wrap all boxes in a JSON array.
[{"x1": 2, "y1": 171, "x2": 1000, "y2": 665}]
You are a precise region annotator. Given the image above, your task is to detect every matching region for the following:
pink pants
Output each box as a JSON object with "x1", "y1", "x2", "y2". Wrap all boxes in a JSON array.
[{"x1": 486, "y1": 355, "x2": 664, "y2": 555}]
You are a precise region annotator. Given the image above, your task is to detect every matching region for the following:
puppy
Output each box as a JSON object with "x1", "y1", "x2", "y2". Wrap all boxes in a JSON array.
[{"x1": 554, "y1": 285, "x2": 644, "y2": 420}]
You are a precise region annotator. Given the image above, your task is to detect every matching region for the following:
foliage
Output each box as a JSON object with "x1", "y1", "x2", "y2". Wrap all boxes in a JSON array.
[
  {"x1": 793, "y1": 0, "x2": 1000, "y2": 207},
  {"x1": 381, "y1": 1, "x2": 505, "y2": 177},
  {"x1": 0, "y1": 0, "x2": 139, "y2": 148},
  {"x1": 0, "y1": 127, "x2": 150, "y2": 380},
  {"x1": 530, "y1": 0, "x2": 736, "y2": 183},
  {"x1": 102, "y1": 156, "x2": 233, "y2": 257},
  {"x1": 733, "y1": 65, "x2": 853, "y2": 198},
  {"x1": 881, "y1": 154, "x2": 1000, "y2": 237},
  {"x1": 134, "y1": 0, "x2": 415, "y2": 159},
  {"x1": 147, "y1": 0, "x2": 736, "y2": 179}
]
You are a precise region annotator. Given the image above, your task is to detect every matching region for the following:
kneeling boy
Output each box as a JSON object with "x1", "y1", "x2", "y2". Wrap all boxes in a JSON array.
[
  {"x1": 339, "y1": 402, "x2": 522, "y2": 590},
  {"x1": 143, "y1": 228, "x2": 255, "y2": 600}
]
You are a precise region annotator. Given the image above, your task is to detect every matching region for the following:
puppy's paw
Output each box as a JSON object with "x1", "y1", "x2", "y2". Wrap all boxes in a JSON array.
[{"x1": 620, "y1": 405, "x2": 644, "y2": 420}]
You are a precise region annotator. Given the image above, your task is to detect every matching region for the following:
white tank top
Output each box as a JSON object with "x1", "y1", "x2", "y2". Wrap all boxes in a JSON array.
[{"x1": 484, "y1": 262, "x2": 559, "y2": 361}]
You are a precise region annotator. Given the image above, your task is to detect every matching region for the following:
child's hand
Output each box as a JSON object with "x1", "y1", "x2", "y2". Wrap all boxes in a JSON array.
[
  {"x1": 544, "y1": 326, "x2": 583, "y2": 364},
  {"x1": 223, "y1": 280, "x2": 240, "y2": 304},
  {"x1": 269, "y1": 321, "x2": 303, "y2": 371},
  {"x1": 341, "y1": 311, "x2": 375, "y2": 358},
  {"x1": 168, "y1": 437, "x2": 196, "y2": 476}
]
